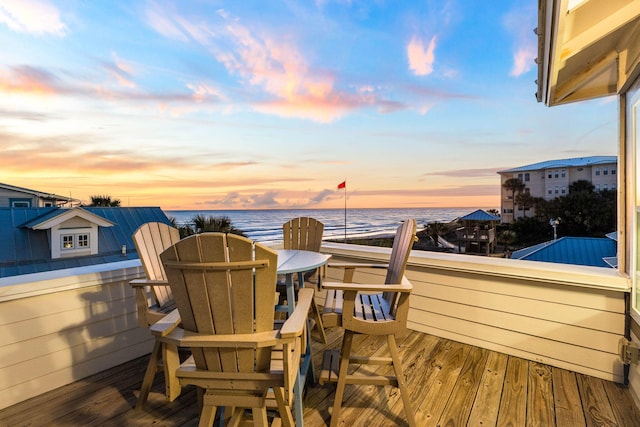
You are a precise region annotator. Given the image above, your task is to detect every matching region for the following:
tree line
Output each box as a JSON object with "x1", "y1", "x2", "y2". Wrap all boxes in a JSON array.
[{"x1": 501, "y1": 178, "x2": 616, "y2": 249}]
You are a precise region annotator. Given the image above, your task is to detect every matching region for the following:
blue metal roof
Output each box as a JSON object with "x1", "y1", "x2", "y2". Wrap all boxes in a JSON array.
[
  {"x1": 498, "y1": 156, "x2": 617, "y2": 173},
  {"x1": 0, "y1": 207, "x2": 172, "y2": 278},
  {"x1": 511, "y1": 236, "x2": 616, "y2": 268},
  {"x1": 459, "y1": 209, "x2": 500, "y2": 222}
]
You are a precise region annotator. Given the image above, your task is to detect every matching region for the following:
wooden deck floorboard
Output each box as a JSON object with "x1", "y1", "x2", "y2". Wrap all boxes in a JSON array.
[{"x1": 1, "y1": 328, "x2": 639, "y2": 427}]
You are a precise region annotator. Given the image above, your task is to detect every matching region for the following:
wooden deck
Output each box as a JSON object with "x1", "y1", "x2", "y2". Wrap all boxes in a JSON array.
[{"x1": 1, "y1": 327, "x2": 639, "y2": 427}]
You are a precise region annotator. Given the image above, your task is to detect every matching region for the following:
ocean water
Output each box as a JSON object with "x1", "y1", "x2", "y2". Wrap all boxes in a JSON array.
[{"x1": 165, "y1": 207, "x2": 483, "y2": 243}]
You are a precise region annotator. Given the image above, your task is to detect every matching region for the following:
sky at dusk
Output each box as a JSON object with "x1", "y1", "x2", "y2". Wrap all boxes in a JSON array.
[{"x1": 0, "y1": 0, "x2": 618, "y2": 210}]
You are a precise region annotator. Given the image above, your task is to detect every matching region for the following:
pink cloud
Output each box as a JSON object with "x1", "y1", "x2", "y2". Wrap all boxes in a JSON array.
[
  {"x1": 144, "y1": 6, "x2": 396, "y2": 122},
  {"x1": 510, "y1": 46, "x2": 536, "y2": 77},
  {"x1": 0, "y1": 65, "x2": 60, "y2": 95},
  {"x1": 503, "y1": 5, "x2": 537, "y2": 77},
  {"x1": 407, "y1": 35, "x2": 437, "y2": 76},
  {"x1": 102, "y1": 55, "x2": 137, "y2": 89}
]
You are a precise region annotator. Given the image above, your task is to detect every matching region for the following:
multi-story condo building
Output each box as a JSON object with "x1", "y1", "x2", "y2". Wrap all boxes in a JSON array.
[{"x1": 497, "y1": 156, "x2": 617, "y2": 223}]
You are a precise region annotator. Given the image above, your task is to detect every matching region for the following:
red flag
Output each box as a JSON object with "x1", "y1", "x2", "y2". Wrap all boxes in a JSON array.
[{"x1": 337, "y1": 181, "x2": 346, "y2": 189}]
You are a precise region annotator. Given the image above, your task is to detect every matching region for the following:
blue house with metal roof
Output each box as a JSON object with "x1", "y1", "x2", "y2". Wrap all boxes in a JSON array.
[
  {"x1": 511, "y1": 234, "x2": 617, "y2": 268},
  {"x1": 0, "y1": 206, "x2": 172, "y2": 278}
]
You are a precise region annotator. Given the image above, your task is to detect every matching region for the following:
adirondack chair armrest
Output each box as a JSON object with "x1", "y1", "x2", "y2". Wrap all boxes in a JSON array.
[
  {"x1": 328, "y1": 261, "x2": 389, "y2": 270},
  {"x1": 279, "y1": 288, "x2": 314, "y2": 339},
  {"x1": 149, "y1": 308, "x2": 181, "y2": 337},
  {"x1": 129, "y1": 278, "x2": 170, "y2": 288},
  {"x1": 322, "y1": 279, "x2": 412, "y2": 294},
  {"x1": 156, "y1": 327, "x2": 282, "y2": 348}
]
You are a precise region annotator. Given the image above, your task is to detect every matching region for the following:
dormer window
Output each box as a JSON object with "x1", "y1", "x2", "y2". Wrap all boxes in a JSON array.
[
  {"x1": 23, "y1": 207, "x2": 114, "y2": 259},
  {"x1": 62, "y1": 235, "x2": 74, "y2": 249},
  {"x1": 61, "y1": 233, "x2": 90, "y2": 251}
]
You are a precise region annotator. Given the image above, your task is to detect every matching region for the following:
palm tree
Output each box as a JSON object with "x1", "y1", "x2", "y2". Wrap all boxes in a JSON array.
[
  {"x1": 486, "y1": 209, "x2": 500, "y2": 218},
  {"x1": 190, "y1": 214, "x2": 246, "y2": 236},
  {"x1": 569, "y1": 179, "x2": 595, "y2": 193},
  {"x1": 502, "y1": 178, "x2": 526, "y2": 218},
  {"x1": 515, "y1": 191, "x2": 536, "y2": 218},
  {"x1": 88, "y1": 195, "x2": 121, "y2": 207}
]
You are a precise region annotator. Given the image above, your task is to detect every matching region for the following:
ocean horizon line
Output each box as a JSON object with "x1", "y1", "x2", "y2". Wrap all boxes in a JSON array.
[{"x1": 165, "y1": 207, "x2": 489, "y2": 243}]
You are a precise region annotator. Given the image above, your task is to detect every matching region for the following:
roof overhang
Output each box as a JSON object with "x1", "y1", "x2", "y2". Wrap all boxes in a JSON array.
[
  {"x1": 27, "y1": 207, "x2": 115, "y2": 230},
  {"x1": 537, "y1": 0, "x2": 640, "y2": 106}
]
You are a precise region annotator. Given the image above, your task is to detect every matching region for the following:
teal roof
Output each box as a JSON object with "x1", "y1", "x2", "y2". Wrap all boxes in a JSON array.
[
  {"x1": 459, "y1": 209, "x2": 500, "y2": 222},
  {"x1": 498, "y1": 156, "x2": 617, "y2": 173},
  {"x1": 511, "y1": 236, "x2": 616, "y2": 268},
  {"x1": 0, "y1": 207, "x2": 171, "y2": 278}
]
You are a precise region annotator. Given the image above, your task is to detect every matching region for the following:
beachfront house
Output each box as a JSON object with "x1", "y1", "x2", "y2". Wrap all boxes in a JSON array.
[
  {"x1": 0, "y1": 182, "x2": 78, "y2": 208},
  {"x1": 498, "y1": 156, "x2": 618, "y2": 223},
  {"x1": 0, "y1": 1, "x2": 639, "y2": 424}
]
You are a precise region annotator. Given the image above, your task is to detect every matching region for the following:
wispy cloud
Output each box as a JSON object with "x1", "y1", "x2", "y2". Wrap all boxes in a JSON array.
[
  {"x1": 144, "y1": 2, "x2": 189, "y2": 42},
  {"x1": 503, "y1": 5, "x2": 537, "y2": 77},
  {"x1": 423, "y1": 167, "x2": 502, "y2": 178},
  {"x1": 210, "y1": 10, "x2": 357, "y2": 122},
  {"x1": 143, "y1": 5, "x2": 401, "y2": 122},
  {"x1": 0, "y1": 0, "x2": 68, "y2": 36},
  {"x1": 0, "y1": 65, "x2": 61, "y2": 95},
  {"x1": 0, "y1": 64, "x2": 223, "y2": 112},
  {"x1": 407, "y1": 35, "x2": 437, "y2": 76},
  {"x1": 102, "y1": 54, "x2": 138, "y2": 89},
  {"x1": 203, "y1": 191, "x2": 281, "y2": 208},
  {"x1": 350, "y1": 185, "x2": 498, "y2": 198}
]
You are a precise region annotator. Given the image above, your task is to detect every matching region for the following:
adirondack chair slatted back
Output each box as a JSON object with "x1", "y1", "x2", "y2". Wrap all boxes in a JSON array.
[
  {"x1": 383, "y1": 219, "x2": 417, "y2": 314},
  {"x1": 132, "y1": 222, "x2": 180, "y2": 309},
  {"x1": 160, "y1": 233, "x2": 278, "y2": 373},
  {"x1": 283, "y1": 217, "x2": 324, "y2": 251},
  {"x1": 385, "y1": 219, "x2": 416, "y2": 285}
]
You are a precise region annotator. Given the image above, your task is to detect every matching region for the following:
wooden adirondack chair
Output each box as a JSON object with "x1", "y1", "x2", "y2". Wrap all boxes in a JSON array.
[
  {"x1": 129, "y1": 222, "x2": 182, "y2": 410},
  {"x1": 282, "y1": 216, "x2": 327, "y2": 343},
  {"x1": 320, "y1": 219, "x2": 418, "y2": 427},
  {"x1": 152, "y1": 233, "x2": 313, "y2": 427}
]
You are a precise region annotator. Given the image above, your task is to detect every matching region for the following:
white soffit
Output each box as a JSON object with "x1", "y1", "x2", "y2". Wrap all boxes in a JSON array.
[
  {"x1": 29, "y1": 207, "x2": 115, "y2": 230},
  {"x1": 541, "y1": 0, "x2": 640, "y2": 105}
]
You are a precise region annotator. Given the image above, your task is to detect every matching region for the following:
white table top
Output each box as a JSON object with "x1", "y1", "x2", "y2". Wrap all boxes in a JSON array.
[{"x1": 276, "y1": 249, "x2": 331, "y2": 274}]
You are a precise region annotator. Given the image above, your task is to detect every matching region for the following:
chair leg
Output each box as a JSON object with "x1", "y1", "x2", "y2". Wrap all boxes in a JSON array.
[
  {"x1": 293, "y1": 368, "x2": 305, "y2": 426},
  {"x1": 330, "y1": 330, "x2": 354, "y2": 427},
  {"x1": 162, "y1": 343, "x2": 181, "y2": 401},
  {"x1": 310, "y1": 298, "x2": 328, "y2": 344},
  {"x1": 273, "y1": 386, "x2": 295, "y2": 427},
  {"x1": 252, "y1": 407, "x2": 268, "y2": 427},
  {"x1": 198, "y1": 395, "x2": 217, "y2": 427},
  {"x1": 387, "y1": 334, "x2": 416, "y2": 427},
  {"x1": 135, "y1": 340, "x2": 161, "y2": 410}
]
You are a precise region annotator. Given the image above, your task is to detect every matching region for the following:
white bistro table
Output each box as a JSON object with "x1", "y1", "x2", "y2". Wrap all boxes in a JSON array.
[
  {"x1": 276, "y1": 249, "x2": 331, "y2": 426},
  {"x1": 277, "y1": 249, "x2": 330, "y2": 314}
]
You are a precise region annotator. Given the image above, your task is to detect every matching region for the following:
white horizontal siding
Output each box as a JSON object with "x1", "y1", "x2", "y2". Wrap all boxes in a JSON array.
[
  {"x1": 322, "y1": 243, "x2": 630, "y2": 383},
  {"x1": 0, "y1": 266, "x2": 150, "y2": 410},
  {"x1": 1, "y1": 244, "x2": 632, "y2": 410}
]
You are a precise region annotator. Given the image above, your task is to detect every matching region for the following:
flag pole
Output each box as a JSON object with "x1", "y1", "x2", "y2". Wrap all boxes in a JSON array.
[
  {"x1": 343, "y1": 181, "x2": 347, "y2": 243},
  {"x1": 337, "y1": 180, "x2": 347, "y2": 242}
]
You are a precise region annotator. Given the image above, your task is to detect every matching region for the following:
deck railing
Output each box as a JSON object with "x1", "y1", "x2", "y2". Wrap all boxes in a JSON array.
[{"x1": 0, "y1": 242, "x2": 635, "y2": 411}]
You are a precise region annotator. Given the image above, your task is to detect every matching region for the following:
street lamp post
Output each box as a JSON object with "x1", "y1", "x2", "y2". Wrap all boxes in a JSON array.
[{"x1": 550, "y1": 218, "x2": 560, "y2": 240}]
